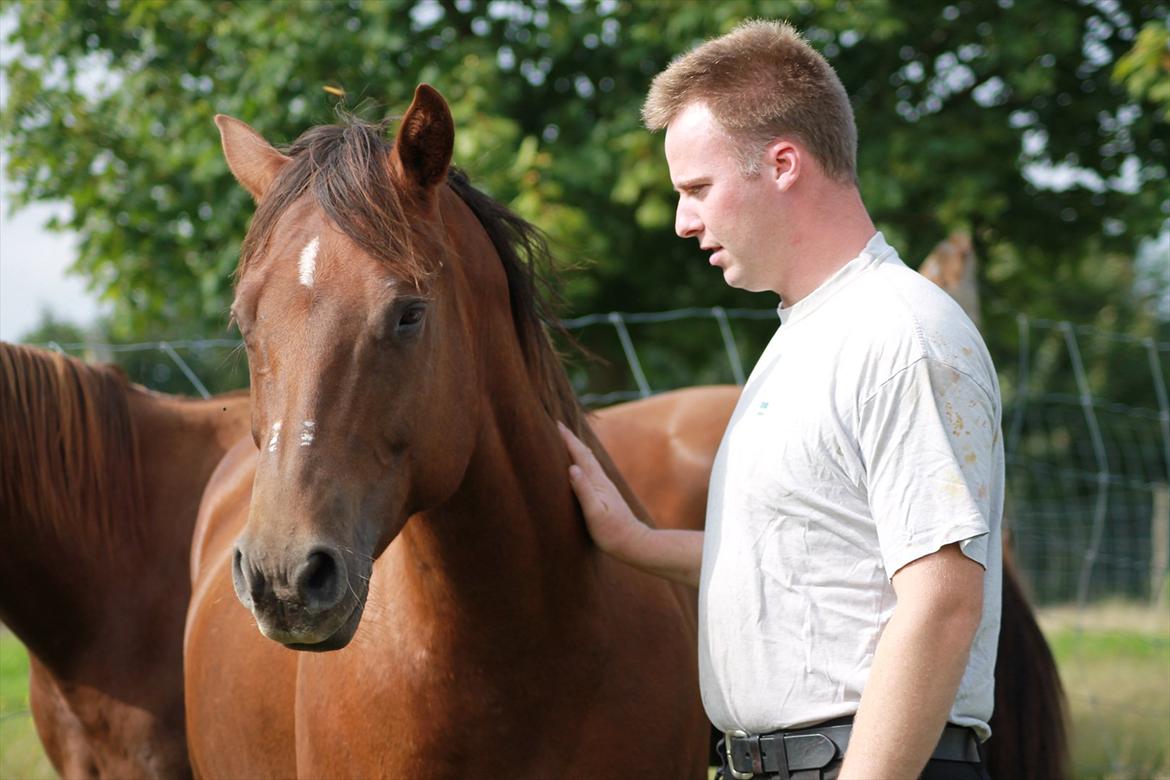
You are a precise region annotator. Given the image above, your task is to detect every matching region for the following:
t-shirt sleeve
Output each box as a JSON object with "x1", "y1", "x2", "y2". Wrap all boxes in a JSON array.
[{"x1": 857, "y1": 357, "x2": 1000, "y2": 578}]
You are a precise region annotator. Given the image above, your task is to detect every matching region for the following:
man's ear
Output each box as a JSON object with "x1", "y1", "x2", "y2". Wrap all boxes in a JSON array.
[
  {"x1": 767, "y1": 139, "x2": 800, "y2": 191},
  {"x1": 215, "y1": 115, "x2": 292, "y2": 201},
  {"x1": 391, "y1": 84, "x2": 454, "y2": 194}
]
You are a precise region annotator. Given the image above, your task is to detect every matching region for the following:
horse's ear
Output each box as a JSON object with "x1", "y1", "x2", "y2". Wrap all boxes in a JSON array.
[
  {"x1": 215, "y1": 115, "x2": 291, "y2": 201},
  {"x1": 392, "y1": 84, "x2": 454, "y2": 193}
]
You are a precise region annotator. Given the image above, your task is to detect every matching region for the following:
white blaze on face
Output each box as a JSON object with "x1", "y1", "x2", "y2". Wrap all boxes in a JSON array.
[
  {"x1": 267, "y1": 420, "x2": 283, "y2": 453},
  {"x1": 298, "y1": 236, "x2": 320, "y2": 287},
  {"x1": 300, "y1": 420, "x2": 316, "y2": 447}
]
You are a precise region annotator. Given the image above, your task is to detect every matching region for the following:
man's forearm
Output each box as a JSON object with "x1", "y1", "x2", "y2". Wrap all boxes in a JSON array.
[
  {"x1": 613, "y1": 526, "x2": 704, "y2": 588},
  {"x1": 839, "y1": 545, "x2": 983, "y2": 779}
]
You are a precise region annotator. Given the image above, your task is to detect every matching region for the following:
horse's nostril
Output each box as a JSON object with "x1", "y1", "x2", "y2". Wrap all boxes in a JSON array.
[
  {"x1": 232, "y1": 545, "x2": 264, "y2": 607},
  {"x1": 305, "y1": 552, "x2": 335, "y2": 593},
  {"x1": 297, "y1": 549, "x2": 344, "y2": 610}
]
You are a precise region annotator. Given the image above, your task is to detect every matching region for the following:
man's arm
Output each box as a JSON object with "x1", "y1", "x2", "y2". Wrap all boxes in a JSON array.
[
  {"x1": 558, "y1": 423, "x2": 704, "y2": 587},
  {"x1": 839, "y1": 542, "x2": 984, "y2": 780}
]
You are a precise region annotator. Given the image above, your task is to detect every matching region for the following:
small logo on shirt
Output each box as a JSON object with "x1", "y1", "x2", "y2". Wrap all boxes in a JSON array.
[{"x1": 756, "y1": 400, "x2": 769, "y2": 416}]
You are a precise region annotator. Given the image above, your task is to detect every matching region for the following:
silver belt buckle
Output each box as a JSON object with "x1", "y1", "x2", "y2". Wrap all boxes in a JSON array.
[{"x1": 725, "y1": 729, "x2": 755, "y2": 779}]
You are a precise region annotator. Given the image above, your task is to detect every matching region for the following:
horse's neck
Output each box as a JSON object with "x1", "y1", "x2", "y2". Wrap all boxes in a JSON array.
[
  {"x1": 1, "y1": 390, "x2": 250, "y2": 676},
  {"x1": 396, "y1": 387, "x2": 593, "y2": 627}
]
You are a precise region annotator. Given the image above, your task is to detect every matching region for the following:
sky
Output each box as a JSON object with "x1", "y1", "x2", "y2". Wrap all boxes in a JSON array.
[
  {"x1": 0, "y1": 183, "x2": 102, "y2": 342},
  {"x1": 0, "y1": 9, "x2": 102, "y2": 342}
]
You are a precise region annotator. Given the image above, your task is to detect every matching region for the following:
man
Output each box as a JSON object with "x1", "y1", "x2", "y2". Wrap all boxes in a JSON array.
[{"x1": 559, "y1": 20, "x2": 1002, "y2": 780}]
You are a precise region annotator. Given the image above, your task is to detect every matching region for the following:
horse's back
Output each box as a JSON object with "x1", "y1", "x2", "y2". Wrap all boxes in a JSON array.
[{"x1": 593, "y1": 385, "x2": 739, "y2": 532}]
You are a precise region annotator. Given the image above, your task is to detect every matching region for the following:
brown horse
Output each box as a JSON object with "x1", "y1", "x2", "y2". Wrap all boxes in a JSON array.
[
  {"x1": 0, "y1": 342, "x2": 251, "y2": 779},
  {"x1": 1, "y1": 356, "x2": 1063, "y2": 780},
  {"x1": 183, "y1": 86, "x2": 709, "y2": 778},
  {"x1": 594, "y1": 385, "x2": 1069, "y2": 780}
]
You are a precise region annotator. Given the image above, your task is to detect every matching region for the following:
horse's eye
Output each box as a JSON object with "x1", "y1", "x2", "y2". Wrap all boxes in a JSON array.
[{"x1": 397, "y1": 303, "x2": 426, "y2": 331}]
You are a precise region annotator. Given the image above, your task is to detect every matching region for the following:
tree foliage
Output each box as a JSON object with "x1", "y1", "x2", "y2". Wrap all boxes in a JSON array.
[{"x1": 3, "y1": 0, "x2": 1167, "y2": 392}]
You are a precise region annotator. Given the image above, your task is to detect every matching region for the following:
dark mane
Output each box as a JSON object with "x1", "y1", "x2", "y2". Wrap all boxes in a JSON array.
[
  {"x1": 237, "y1": 116, "x2": 584, "y2": 434},
  {"x1": 0, "y1": 343, "x2": 145, "y2": 548},
  {"x1": 445, "y1": 168, "x2": 585, "y2": 434}
]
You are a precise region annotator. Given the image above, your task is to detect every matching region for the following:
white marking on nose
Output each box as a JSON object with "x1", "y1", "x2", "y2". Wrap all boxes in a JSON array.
[
  {"x1": 299, "y1": 237, "x2": 320, "y2": 287},
  {"x1": 300, "y1": 420, "x2": 315, "y2": 447},
  {"x1": 267, "y1": 420, "x2": 282, "y2": 453}
]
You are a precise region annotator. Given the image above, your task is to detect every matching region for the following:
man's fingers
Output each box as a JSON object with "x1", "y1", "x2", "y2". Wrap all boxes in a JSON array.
[
  {"x1": 568, "y1": 463, "x2": 611, "y2": 517},
  {"x1": 558, "y1": 421, "x2": 604, "y2": 475}
]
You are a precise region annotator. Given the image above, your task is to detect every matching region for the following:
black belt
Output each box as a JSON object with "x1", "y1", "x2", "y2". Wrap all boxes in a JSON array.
[{"x1": 725, "y1": 722, "x2": 981, "y2": 779}]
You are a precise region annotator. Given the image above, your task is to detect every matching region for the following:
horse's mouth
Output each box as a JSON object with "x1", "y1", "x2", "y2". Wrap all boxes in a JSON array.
[
  {"x1": 283, "y1": 598, "x2": 366, "y2": 652},
  {"x1": 252, "y1": 586, "x2": 366, "y2": 652}
]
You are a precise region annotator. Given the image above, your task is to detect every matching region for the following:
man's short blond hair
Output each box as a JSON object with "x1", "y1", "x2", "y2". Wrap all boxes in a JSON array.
[{"x1": 643, "y1": 20, "x2": 857, "y2": 184}]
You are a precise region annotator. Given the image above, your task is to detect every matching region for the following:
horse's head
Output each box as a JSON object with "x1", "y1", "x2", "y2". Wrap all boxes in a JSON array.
[{"x1": 218, "y1": 86, "x2": 485, "y2": 650}]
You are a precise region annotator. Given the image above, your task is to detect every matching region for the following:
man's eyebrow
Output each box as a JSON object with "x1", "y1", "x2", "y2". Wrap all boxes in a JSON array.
[{"x1": 673, "y1": 177, "x2": 710, "y2": 192}]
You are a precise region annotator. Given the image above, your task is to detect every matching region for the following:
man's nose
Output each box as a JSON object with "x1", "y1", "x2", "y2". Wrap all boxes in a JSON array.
[{"x1": 675, "y1": 202, "x2": 702, "y2": 239}]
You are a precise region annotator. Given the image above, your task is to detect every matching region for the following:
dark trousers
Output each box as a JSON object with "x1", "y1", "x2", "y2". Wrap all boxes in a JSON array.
[{"x1": 714, "y1": 736, "x2": 992, "y2": 780}]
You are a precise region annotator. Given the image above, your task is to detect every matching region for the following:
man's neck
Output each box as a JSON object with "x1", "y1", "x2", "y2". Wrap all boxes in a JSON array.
[{"x1": 774, "y1": 184, "x2": 876, "y2": 306}]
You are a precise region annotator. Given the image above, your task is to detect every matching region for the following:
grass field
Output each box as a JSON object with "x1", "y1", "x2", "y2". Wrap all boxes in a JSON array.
[
  {"x1": 2, "y1": 603, "x2": 1168, "y2": 780},
  {"x1": 1040, "y1": 601, "x2": 1170, "y2": 780},
  {"x1": 0, "y1": 629, "x2": 53, "y2": 780}
]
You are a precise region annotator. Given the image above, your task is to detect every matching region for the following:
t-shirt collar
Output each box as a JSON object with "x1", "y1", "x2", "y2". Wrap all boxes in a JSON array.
[{"x1": 777, "y1": 232, "x2": 895, "y2": 326}]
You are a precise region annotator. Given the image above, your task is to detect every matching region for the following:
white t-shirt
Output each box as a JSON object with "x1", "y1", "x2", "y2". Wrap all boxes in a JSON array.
[{"x1": 698, "y1": 232, "x2": 1003, "y2": 740}]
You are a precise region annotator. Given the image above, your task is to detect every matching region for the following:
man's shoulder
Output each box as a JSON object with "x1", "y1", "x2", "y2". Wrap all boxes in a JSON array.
[{"x1": 831, "y1": 256, "x2": 997, "y2": 394}]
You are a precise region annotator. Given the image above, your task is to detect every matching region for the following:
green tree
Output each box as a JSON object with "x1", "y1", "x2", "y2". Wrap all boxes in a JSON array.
[{"x1": 2, "y1": 0, "x2": 1167, "y2": 395}]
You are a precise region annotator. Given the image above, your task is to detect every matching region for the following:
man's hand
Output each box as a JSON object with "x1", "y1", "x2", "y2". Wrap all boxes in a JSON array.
[
  {"x1": 558, "y1": 421, "x2": 648, "y2": 557},
  {"x1": 559, "y1": 422, "x2": 704, "y2": 587}
]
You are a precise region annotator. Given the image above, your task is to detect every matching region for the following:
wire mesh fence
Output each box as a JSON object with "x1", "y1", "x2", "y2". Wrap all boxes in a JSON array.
[
  {"x1": 32, "y1": 305, "x2": 1170, "y2": 609},
  {"x1": 25, "y1": 304, "x2": 1170, "y2": 776}
]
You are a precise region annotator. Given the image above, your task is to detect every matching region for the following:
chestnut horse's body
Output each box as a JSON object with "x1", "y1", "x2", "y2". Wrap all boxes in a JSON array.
[
  {"x1": 1, "y1": 362, "x2": 1062, "y2": 778},
  {"x1": 184, "y1": 90, "x2": 708, "y2": 779},
  {"x1": 0, "y1": 342, "x2": 251, "y2": 779}
]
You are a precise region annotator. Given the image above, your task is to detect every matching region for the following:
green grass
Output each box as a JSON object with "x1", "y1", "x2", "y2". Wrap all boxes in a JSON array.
[
  {"x1": 1042, "y1": 602, "x2": 1170, "y2": 780},
  {"x1": 1, "y1": 604, "x2": 1167, "y2": 780},
  {"x1": 0, "y1": 629, "x2": 54, "y2": 780}
]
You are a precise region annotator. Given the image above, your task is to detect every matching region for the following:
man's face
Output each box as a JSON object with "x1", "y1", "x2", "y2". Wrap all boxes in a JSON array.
[{"x1": 664, "y1": 102, "x2": 783, "y2": 294}]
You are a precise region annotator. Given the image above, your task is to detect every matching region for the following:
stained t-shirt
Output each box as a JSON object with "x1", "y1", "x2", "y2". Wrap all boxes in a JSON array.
[{"x1": 698, "y1": 232, "x2": 1003, "y2": 740}]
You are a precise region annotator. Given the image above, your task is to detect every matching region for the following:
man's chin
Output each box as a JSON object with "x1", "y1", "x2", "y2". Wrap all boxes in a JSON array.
[{"x1": 719, "y1": 266, "x2": 746, "y2": 289}]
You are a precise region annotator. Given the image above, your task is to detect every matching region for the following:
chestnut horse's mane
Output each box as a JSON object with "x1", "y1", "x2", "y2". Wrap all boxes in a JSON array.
[
  {"x1": 0, "y1": 343, "x2": 145, "y2": 548},
  {"x1": 238, "y1": 116, "x2": 584, "y2": 434}
]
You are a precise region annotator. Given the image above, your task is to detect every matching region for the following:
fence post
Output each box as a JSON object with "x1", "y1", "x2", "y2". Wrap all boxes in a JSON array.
[
  {"x1": 1061, "y1": 323, "x2": 1111, "y2": 610},
  {"x1": 607, "y1": 312, "x2": 651, "y2": 399},
  {"x1": 159, "y1": 341, "x2": 212, "y2": 399},
  {"x1": 1152, "y1": 483, "x2": 1170, "y2": 608},
  {"x1": 711, "y1": 306, "x2": 746, "y2": 385}
]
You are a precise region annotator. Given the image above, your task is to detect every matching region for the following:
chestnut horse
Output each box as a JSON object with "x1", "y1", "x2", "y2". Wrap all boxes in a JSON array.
[
  {"x1": 183, "y1": 86, "x2": 709, "y2": 778},
  {"x1": 2, "y1": 352, "x2": 1061, "y2": 777},
  {"x1": 0, "y1": 342, "x2": 250, "y2": 779}
]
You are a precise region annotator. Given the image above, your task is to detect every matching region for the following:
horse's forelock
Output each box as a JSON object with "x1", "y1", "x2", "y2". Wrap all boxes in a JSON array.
[{"x1": 237, "y1": 118, "x2": 437, "y2": 288}]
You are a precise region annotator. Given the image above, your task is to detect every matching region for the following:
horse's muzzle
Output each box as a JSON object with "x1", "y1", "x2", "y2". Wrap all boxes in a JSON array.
[{"x1": 232, "y1": 542, "x2": 361, "y2": 649}]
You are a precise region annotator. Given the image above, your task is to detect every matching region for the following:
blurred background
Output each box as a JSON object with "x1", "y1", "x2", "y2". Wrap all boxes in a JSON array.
[{"x1": 1, "y1": 1, "x2": 1168, "y2": 777}]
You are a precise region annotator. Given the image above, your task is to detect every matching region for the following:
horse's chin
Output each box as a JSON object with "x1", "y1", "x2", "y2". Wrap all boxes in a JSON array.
[
  {"x1": 284, "y1": 600, "x2": 364, "y2": 652},
  {"x1": 254, "y1": 589, "x2": 366, "y2": 652}
]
